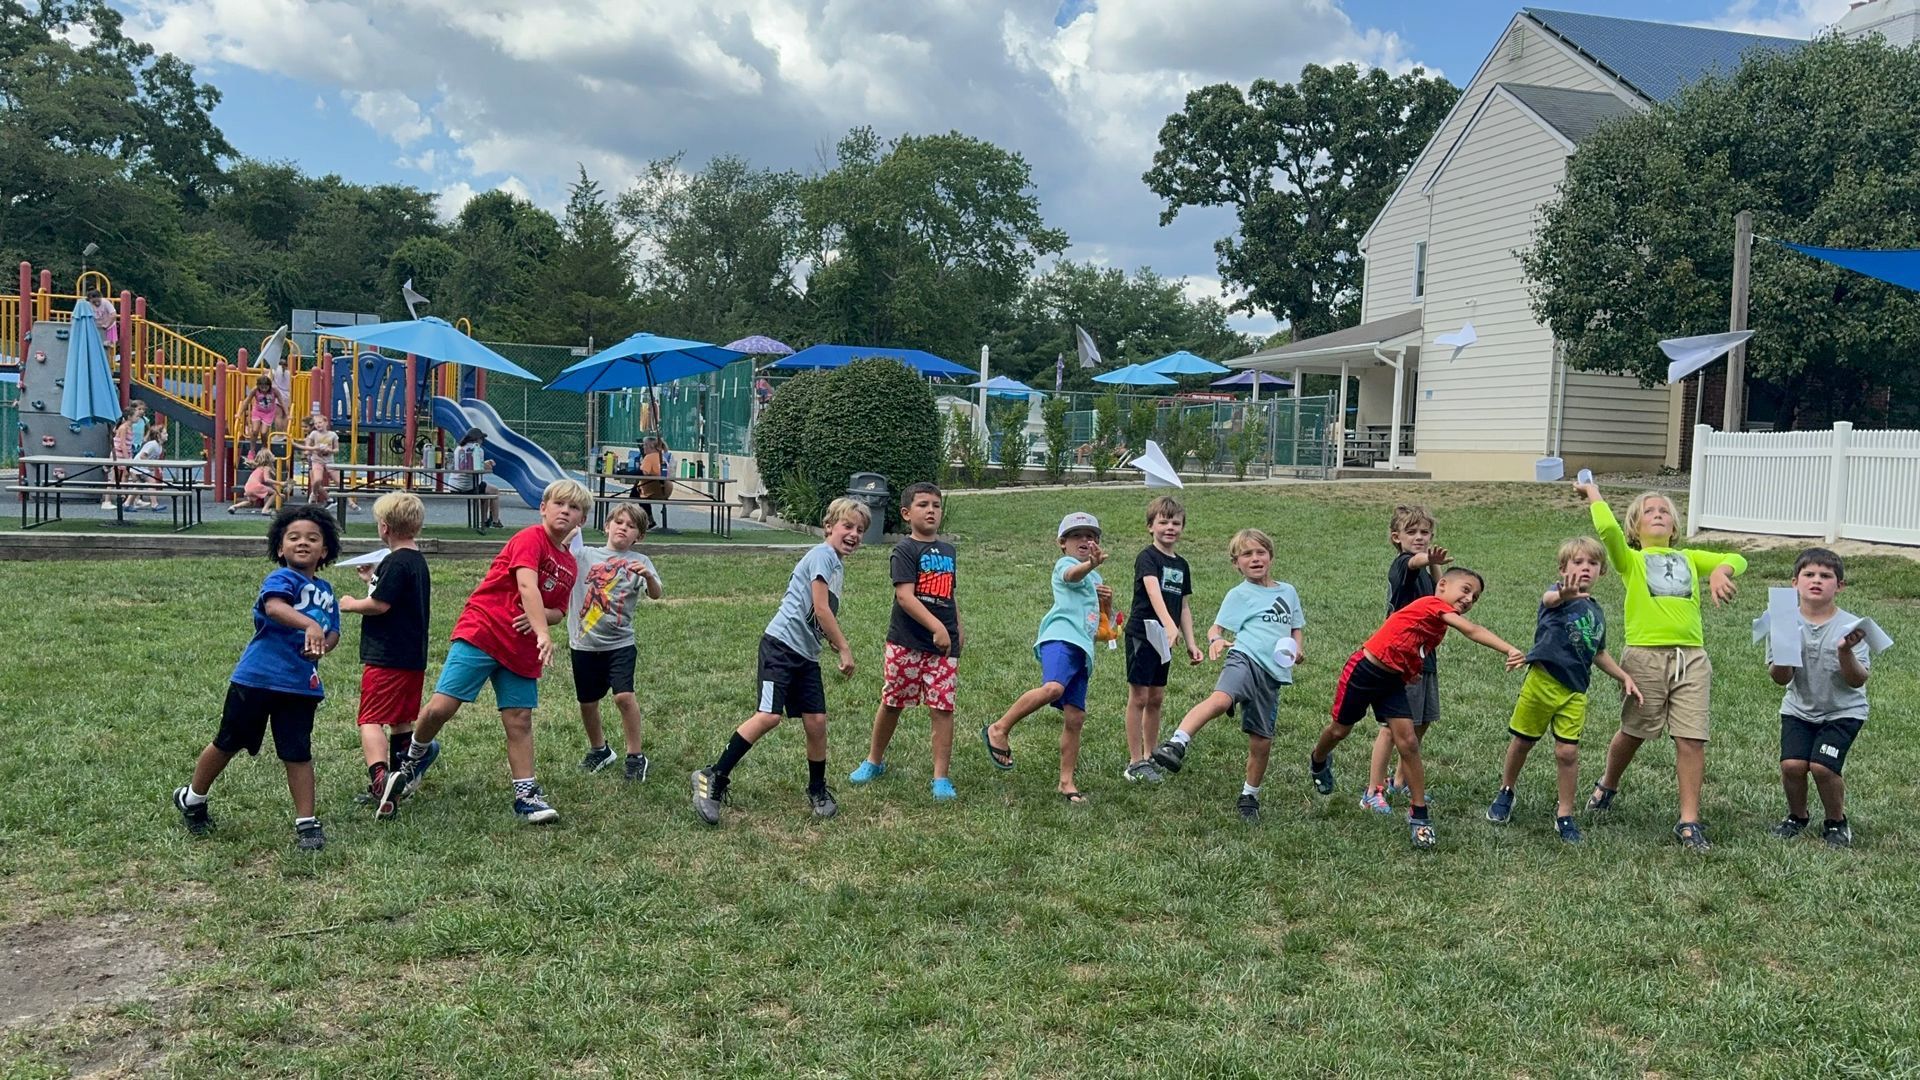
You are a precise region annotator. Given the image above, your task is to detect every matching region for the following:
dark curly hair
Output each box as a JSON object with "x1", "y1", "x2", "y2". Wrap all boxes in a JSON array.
[{"x1": 267, "y1": 504, "x2": 341, "y2": 569}]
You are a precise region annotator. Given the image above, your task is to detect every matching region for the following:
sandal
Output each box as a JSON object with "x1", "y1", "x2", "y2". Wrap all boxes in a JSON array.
[
  {"x1": 981, "y1": 724, "x2": 1013, "y2": 770},
  {"x1": 1586, "y1": 782, "x2": 1617, "y2": 812},
  {"x1": 1409, "y1": 819, "x2": 1437, "y2": 849},
  {"x1": 1060, "y1": 790, "x2": 1088, "y2": 805}
]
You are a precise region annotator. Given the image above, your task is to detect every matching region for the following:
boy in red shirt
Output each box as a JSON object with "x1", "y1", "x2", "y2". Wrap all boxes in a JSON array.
[
  {"x1": 1308, "y1": 567, "x2": 1526, "y2": 848},
  {"x1": 384, "y1": 479, "x2": 590, "y2": 824}
]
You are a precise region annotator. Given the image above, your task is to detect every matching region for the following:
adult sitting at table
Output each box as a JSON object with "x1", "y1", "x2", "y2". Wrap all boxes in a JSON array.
[
  {"x1": 450, "y1": 428, "x2": 504, "y2": 528},
  {"x1": 626, "y1": 436, "x2": 674, "y2": 530}
]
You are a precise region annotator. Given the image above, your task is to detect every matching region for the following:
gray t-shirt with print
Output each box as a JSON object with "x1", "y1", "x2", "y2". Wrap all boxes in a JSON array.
[
  {"x1": 1782, "y1": 608, "x2": 1871, "y2": 723},
  {"x1": 765, "y1": 543, "x2": 844, "y2": 661},
  {"x1": 570, "y1": 547, "x2": 661, "y2": 651}
]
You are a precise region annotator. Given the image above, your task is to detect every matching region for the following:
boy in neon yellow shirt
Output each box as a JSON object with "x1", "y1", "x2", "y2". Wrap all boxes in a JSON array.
[{"x1": 1576, "y1": 483, "x2": 1745, "y2": 852}]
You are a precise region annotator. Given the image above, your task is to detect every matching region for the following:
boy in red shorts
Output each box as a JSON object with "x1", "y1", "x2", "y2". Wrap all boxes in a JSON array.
[
  {"x1": 339, "y1": 492, "x2": 430, "y2": 817},
  {"x1": 1308, "y1": 567, "x2": 1526, "y2": 848}
]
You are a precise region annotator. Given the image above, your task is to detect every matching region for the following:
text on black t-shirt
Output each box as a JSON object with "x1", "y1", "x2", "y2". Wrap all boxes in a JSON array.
[{"x1": 887, "y1": 538, "x2": 960, "y2": 655}]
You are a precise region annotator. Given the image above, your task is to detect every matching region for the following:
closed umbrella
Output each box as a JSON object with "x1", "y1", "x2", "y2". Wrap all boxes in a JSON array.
[{"x1": 59, "y1": 299, "x2": 121, "y2": 426}]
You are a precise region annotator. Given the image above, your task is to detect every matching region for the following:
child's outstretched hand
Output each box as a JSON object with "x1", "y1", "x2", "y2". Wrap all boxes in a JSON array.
[
  {"x1": 1558, "y1": 568, "x2": 1590, "y2": 597},
  {"x1": 1618, "y1": 672, "x2": 1644, "y2": 706},
  {"x1": 836, "y1": 644, "x2": 856, "y2": 678},
  {"x1": 1504, "y1": 647, "x2": 1526, "y2": 671},
  {"x1": 1708, "y1": 566, "x2": 1739, "y2": 607},
  {"x1": 1208, "y1": 637, "x2": 1230, "y2": 661},
  {"x1": 1574, "y1": 481, "x2": 1601, "y2": 503},
  {"x1": 1086, "y1": 543, "x2": 1107, "y2": 568},
  {"x1": 356, "y1": 564, "x2": 375, "y2": 585},
  {"x1": 1427, "y1": 545, "x2": 1451, "y2": 567},
  {"x1": 302, "y1": 624, "x2": 326, "y2": 658}
]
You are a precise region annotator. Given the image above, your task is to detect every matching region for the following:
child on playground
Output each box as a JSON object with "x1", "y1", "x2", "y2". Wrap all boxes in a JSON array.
[
  {"x1": 1149, "y1": 528, "x2": 1305, "y2": 823},
  {"x1": 228, "y1": 450, "x2": 280, "y2": 515},
  {"x1": 172, "y1": 505, "x2": 341, "y2": 850},
  {"x1": 690, "y1": 498, "x2": 868, "y2": 825},
  {"x1": 1363, "y1": 504, "x2": 1450, "y2": 812},
  {"x1": 1575, "y1": 482, "x2": 1746, "y2": 852},
  {"x1": 105, "y1": 412, "x2": 136, "y2": 510},
  {"x1": 451, "y1": 428, "x2": 502, "y2": 529},
  {"x1": 302, "y1": 412, "x2": 339, "y2": 507},
  {"x1": 383, "y1": 479, "x2": 591, "y2": 824},
  {"x1": 570, "y1": 503, "x2": 663, "y2": 783},
  {"x1": 980, "y1": 512, "x2": 1111, "y2": 804},
  {"x1": 130, "y1": 423, "x2": 165, "y2": 510},
  {"x1": 1123, "y1": 495, "x2": 1203, "y2": 782},
  {"x1": 1309, "y1": 567, "x2": 1525, "y2": 848},
  {"x1": 337, "y1": 493, "x2": 431, "y2": 817},
  {"x1": 1485, "y1": 537, "x2": 1641, "y2": 843},
  {"x1": 850, "y1": 482, "x2": 965, "y2": 800},
  {"x1": 1769, "y1": 547, "x2": 1872, "y2": 848},
  {"x1": 244, "y1": 373, "x2": 282, "y2": 448}
]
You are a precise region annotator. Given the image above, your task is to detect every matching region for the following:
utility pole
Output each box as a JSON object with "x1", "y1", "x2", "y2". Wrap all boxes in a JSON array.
[{"x1": 1723, "y1": 209, "x2": 1753, "y2": 432}]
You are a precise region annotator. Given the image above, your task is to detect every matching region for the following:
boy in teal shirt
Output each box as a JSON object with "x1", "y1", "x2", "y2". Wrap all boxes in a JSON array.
[{"x1": 982, "y1": 512, "x2": 1110, "y2": 803}]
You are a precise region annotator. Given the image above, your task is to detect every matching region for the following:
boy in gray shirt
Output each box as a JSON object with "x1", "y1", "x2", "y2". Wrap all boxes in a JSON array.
[
  {"x1": 1768, "y1": 548, "x2": 1873, "y2": 847},
  {"x1": 569, "y1": 504, "x2": 663, "y2": 781}
]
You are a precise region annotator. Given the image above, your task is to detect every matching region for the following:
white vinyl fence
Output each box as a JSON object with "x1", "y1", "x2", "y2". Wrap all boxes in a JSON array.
[{"x1": 1687, "y1": 422, "x2": 1920, "y2": 545}]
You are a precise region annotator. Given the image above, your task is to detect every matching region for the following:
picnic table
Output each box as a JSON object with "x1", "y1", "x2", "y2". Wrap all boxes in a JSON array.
[
  {"x1": 587, "y1": 467, "x2": 733, "y2": 537},
  {"x1": 327, "y1": 463, "x2": 496, "y2": 533},
  {"x1": 12, "y1": 454, "x2": 210, "y2": 531}
]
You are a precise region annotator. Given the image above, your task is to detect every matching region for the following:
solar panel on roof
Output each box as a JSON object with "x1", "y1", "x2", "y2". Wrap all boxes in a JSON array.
[{"x1": 1524, "y1": 8, "x2": 1805, "y2": 103}]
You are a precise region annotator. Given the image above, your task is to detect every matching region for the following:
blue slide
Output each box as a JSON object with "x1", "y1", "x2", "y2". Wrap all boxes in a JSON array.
[{"x1": 430, "y1": 396, "x2": 576, "y2": 509}]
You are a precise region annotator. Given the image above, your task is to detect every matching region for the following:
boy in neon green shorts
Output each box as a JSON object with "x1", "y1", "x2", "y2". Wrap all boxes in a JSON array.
[{"x1": 1485, "y1": 537, "x2": 1640, "y2": 843}]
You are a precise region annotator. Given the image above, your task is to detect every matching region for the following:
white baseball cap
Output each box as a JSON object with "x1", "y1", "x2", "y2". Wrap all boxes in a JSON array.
[{"x1": 1057, "y1": 512, "x2": 1102, "y2": 539}]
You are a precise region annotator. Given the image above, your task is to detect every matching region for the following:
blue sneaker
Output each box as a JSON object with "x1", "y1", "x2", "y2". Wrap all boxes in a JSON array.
[
  {"x1": 1309, "y1": 754, "x2": 1335, "y2": 796},
  {"x1": 1487, "y1": 787, "x2": 1515, "y2": 824},
  {"x1": 381, "y1": 739, "x2": 441, "y2": 808},
  {"x1": 849, "y1": 760, "x2": 888, "y2": 785},
  {"x1": 514, "y1": 786, "x2": 559, "y2": 824},
  {"x1": 1556, "y1": 815, "x2": 1583, "y2": 844},
  {"x1": 931, "y1": 777, "x2": 957, "y2": 801}
]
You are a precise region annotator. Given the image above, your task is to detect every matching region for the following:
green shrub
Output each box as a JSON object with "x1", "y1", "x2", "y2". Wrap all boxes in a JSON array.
[
  {"x1": 1042, "y1": 397, "x2": 1072, "y2": 483},
  {"x1": 794, "y1": 359, "x2": 942, "y2": 530},
  {"x1": 1091, "y1": 393, "x2": 1120, "y2": 480},
  {"x1": 775, "y1": 468, "x2": 825, "y2": 524},
  {"x1": 1231, "y1": 415, "x2": 1268, "y2": 480},
  {"x1": 947, "y1": 409, "x2": 990, "y2": 489},
  {"x1": 994, "y1": 406, "x2": 1032, "y2": 485},
  {"x1": 753, "y1": 370, "x2": 829, "y2": 498},
  {"x1": 1125, "y1": 400, "x2": 1157, "y2": 457}
]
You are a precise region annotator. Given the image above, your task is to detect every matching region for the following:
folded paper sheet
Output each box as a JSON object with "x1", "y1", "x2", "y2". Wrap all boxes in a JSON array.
[
  {"x1": 1142, "y1": 619, "x2": 1173, "y2": 664},
  {"x1": 1750, "y1": 587, "x2": 1803, "y2": 666},
  {"x1": 1661, "y1": 330, "x2": 1754, "y2": 384},
  {"x1": 1129, "y1": 440, "x2": 1184, "y2": 488},
  {"x1": 339, "y1": 547, "x2": 390, "y2": 568},
  {"x1": 1833, "y1": 614, "x2": 1894, "y2": 656}
]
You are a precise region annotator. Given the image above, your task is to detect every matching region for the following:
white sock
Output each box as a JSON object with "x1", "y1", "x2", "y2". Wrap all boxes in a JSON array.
[
  {"x1": 1171, "y1": 731, "x2": 1192, "y2": 746},
  {"x1": 182, "y1": 787, "x2": 208, "y2": 806},
  {"x1": 294, "y1": 816, "x2": 318, "y2": 827},
  {"x1": 1242, "y1": 783, "x2": 1261, "y2": 797}
]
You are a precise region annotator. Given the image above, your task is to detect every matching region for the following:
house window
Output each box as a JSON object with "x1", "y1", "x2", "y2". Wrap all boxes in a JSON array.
[{"x1": 1412, "y1": 241, "x2": 1427, "y2": 300}]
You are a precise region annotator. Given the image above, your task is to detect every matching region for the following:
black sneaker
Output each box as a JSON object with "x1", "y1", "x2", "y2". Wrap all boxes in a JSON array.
[
  {"x1": 580, "y1": 745, "x2": 616, "y2": 774},
  {"x1": 690, "y1": 768, "x2": 726, "y2": 825},
  {"x1": 1770, "y1": 816, "x2": 1810, "y2": 840},
  {"x1": 295, "y1": 819, "x2": 326, "y2": 852},
  {"x1": 1309, "y1": 754, "x2": 1335, "y2": 795},
  {"x1": 384, "y1": 738, "x2": 441, "y2": 808},
  {"x1": 1149, "y1": 738, "x2": 1188, "y2": 774},
  {"x1": 173, "y1": 787, "x2": 213, "y2": 835},
  {"x1": 1555, "y1": 815, "x2": 1583, "y2": 844},
  {"x1": 1822, "y1": 819, "x2": 1853, "y2": 848},
  {"x1": 1674, "y1": 820, "x2": 1711, "y2": 853},
  {"x1": 1486, "y1": 787, "x2": 1515, "y2": 824},
  {"x1": 1237, "y1": 793, "x2": 1260, "y2": 822},
  {"x1": 809, "y1": 786, "x2": 839, "y2": 819},
  {"x1": 624, "y1": 753, "x2": 650, "y2": 783}
]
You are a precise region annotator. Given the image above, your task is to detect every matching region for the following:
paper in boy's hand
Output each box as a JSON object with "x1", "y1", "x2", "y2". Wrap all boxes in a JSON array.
[
  {"x1": 1752, "y1": 587, "x2": 1802, "y2": 666},
  {"x1": 1832, "y1": 614, "x2": 1894, "y2": 655},
  {"x1": 1142, "y1": 619, "x2": 1173, "y2": 664},
  {"x1": 339, "y1": 547, "x2": 390, "y2": 568}
]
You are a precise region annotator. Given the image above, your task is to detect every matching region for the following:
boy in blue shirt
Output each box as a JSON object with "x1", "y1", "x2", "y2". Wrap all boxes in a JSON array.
[
  {"x1": 981, "y1": 512, "x2": 1110, "y2": 804},
  {"x1": 1150, "y1": 529, "x2": 1305, "y2": 822},
  {"x1": 173, "y1": 506, "x2": 342, "y2": 851}
]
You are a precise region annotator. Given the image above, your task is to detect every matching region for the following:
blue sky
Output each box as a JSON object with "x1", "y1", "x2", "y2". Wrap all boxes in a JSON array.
[{"x1": 120, "y1": 0, "x2": 1848, "y2": 336}]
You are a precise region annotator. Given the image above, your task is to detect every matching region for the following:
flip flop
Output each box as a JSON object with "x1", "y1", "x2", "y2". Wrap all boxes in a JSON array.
[
  {"x1": 981, "y1": 724, "x2": 1013, "y2": 770},
  {"x1": 1060, "y1": 790, "x2": 1088, "y2": 805}
]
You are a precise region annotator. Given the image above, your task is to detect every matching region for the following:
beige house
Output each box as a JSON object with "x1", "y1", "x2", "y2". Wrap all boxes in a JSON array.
[{"x1": 1231, "y1": 9, "x2": 1801, "y2": 479}]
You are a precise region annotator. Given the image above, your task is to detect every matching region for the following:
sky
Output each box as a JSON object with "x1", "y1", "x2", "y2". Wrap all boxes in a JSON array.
[{"x1": 117, "y1": 0, "x2": 1856, "y2": 339}]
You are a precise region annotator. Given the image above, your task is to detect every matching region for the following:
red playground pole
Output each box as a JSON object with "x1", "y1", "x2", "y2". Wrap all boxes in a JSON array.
[
  {"x1": 403, "y1": 353, "x2": 418, "y2": 468},
  {"x1": 212, "y1": 359, "x2": 230, "y2": 500},
  {"x1": 118, "y1": 289, "x2": 134, "y2": 408}
]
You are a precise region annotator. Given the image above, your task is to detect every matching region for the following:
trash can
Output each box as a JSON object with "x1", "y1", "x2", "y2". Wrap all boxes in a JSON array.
[{"x1": 846, "y1": 472, "x2": 889, "y2": 545}]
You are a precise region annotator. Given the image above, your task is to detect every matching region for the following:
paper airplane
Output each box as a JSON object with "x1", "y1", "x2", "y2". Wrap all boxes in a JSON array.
[
  {"x1": 339, "y1": 547, "x2": 390, "y2": 568},
  {"x1": 1661, "y1": 330, "x2": 1754, "y2": 383},
  {"x1": 1834, "y1": 613, "x2": 1894, "y2": 655},
  {"x1": 1129, "y1": 440, "x2": 1184, "y2": 488},
  {"x1": 254, "y1": 324, "x2": 288, "y2": 369},
  {"x1": 1433, "y1": 322, "x2": 1476, "y2": 361},
  {"x1": 403, "y1": 278, "x2": 431, "y2": 320}
]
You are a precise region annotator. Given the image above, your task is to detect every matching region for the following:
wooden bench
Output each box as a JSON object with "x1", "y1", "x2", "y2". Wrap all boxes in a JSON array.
[
  {"x1": 589, "y1": 492, "x2": 733, "y2": 537},
  {"x1": 10, "y1": 483, "x2": 210, "y2": 531},
  {"x1": 332, "y1": 489, "x2": 501, "y2": 533}
]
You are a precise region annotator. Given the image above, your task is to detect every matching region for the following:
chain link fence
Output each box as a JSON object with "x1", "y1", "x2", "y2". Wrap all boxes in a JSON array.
[{"x1": 595, "y1": 358, "x2": 759, "y2": 456}]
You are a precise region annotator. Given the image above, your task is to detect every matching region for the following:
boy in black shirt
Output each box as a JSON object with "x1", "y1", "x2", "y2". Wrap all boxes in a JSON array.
[
  {"x1": 1364, "y1": 504, "x2": 1449, "y2": 812},
  {"x1": 1124, "y1": 495, "x2": 1202, "y2": 781},
  {"x1": 851, "y1": 483, "x2": 965, "y2": 800},
  {"x1": 339, "y1": 492, "x2": 433, "y2": 817}
]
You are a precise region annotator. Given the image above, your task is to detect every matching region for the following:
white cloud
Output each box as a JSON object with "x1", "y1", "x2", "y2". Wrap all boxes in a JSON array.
[
  {"x1": 312, "y1": 94, "x2": 326, "y2": 112},
  {"x1": 434, "y1": 181, "x2": 479, "y2": 222},
  {"x1": 1707, "y1": 0, "x2": 1855, "y2": 36},
  {"x1": 347, "y1": 89, "x2": 433, "y2": 146}
]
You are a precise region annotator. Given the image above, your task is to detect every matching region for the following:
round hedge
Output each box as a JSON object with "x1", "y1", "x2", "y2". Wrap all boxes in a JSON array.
[
  {"x1": 753, "y1": 368, "x2": 830, "y2": 500},
  {"x1": 795, "y1": 358, "x2": 941, "y2": 530}
]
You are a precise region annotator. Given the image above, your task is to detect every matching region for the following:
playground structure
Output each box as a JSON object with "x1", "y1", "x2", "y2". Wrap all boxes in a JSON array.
[{"x1": 5, "y1": 263, "x2": 574, "y2": 507}]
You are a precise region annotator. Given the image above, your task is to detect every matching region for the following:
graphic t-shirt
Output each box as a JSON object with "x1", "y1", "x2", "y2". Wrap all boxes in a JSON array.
[
  {"x1": 450, "y1": 525, "x2": 578, "y2": 679},
  {"x1": 1592, "y1": 502, "x2": 1747, "y2": 647},
  {"x1": 1127, "y1": 547, "x2": 1191, "y2": 641},
  {"x1": 360, "y1": 547, "x2": 431, "y2": 670},
  {"x1": 1387, "y1": 551, "x2": 1439, "y2": 673},
  {"x1": 451, "y1": 444, "x2": 485, "y2": 492},
  {"x1": 1782, "y1": 609, "x2": 1871, "y2": 724},
  {"x1": 765, "y1": 543, "x2": 845, "y2": 661},
  {"x1": 1362, "y1": 595, "x2": 1455, "y2": 682},
  {"x1": 570, "y1": 547, "x2": 661, "y2": 652},
  {"x1": 1527, "y1": 588, "x2": 1606, "y2": 694},
  {"x1": 1215, "y1": 579, "x2": 1306, "y2": 683},
  {"x1": 887, "y1": 537, "x2": 960, "y2": 656},
  {"x1": 1035, "y1": 555, "x2": 1103, "y2": 662},
  {"x1": 231, "y1": 567, "x2": 339, "y2": 696}
]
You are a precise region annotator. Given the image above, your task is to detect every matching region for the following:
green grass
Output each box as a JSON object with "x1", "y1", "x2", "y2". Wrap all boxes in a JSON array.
[
  {"x1": 3, "y1": 481, "x2": 1917, "y2": 1076},
  {"x1": 0, "y1": 516, "x2": 803, "y2": 544}
]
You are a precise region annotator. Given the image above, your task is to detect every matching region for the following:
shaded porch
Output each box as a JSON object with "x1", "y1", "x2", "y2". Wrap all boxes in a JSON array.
[{"x1": 1228, "y1": 310, "x2": 1425, "y2": 470}]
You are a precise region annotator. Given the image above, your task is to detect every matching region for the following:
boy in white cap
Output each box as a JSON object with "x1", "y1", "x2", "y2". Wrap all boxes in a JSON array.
[{"x1": 981, "y1": 511, "x2": 1111, "y2": 803}]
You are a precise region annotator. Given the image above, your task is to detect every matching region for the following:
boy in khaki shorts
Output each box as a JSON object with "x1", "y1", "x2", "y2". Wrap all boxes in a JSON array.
[{"x1": 1576, "y1": 483, "x2": 1746, "y2": 852}]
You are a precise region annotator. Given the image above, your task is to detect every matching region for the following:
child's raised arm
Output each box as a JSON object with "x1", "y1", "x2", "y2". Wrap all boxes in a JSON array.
[
  {"x1": 1578, "y1": 483, "x2": 1630, "y2": 571},
  {"x1": 1442, "y1": 611, "x2": 1526, "y2": 670}
]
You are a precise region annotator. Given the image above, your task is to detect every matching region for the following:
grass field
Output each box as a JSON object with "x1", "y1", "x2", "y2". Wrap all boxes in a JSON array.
[{"x1": 3, "y1": 481, "x2": 1917, "y2": 1077}]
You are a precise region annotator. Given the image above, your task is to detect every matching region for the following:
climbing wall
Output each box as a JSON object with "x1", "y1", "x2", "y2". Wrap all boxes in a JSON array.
[{"x1": 15, "y1": 320, "x2": 111, "y2": 464}]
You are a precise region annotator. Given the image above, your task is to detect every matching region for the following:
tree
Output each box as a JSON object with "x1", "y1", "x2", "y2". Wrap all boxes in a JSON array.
[
  {"x1": 802, "y1": 127, "x2": 1067, "y2": 363},
  {"x1": 438, "y1": 191, "x2": 563, "y2": 340},
  {"x1": 1523, "y1": 36, "x2": 1920, "y2": 427},
  {"x1": 1145, "y1": 64, "x2": 1458, "y2": 339},
  {"x1": 526, "y1": 169, "x2": 642, "y2": 345},
  {"x1": 994, "y1": 260, "x2": 1251, "y2": 390},
  {"x1": 286, "y1": 180, "x2": 442, "y2": 317}
]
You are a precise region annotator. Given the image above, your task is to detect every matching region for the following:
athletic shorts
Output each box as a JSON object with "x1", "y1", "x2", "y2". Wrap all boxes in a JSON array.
[
  {"x1": 1331, "y1": 652, "x2": 1412, "y2": 727},
  {"x1": 881, "y1": 642, "x2": 957, "y2": 713},
  {"x1": 357, "y1": 664, "x2": 425, "y2": 727},
  {"x1": 1406, "y1": 666, "x2": 1441, "y2": 727},
  {"x1": 1508, "y1": 666, "x2": 1588, "y2": 743},
  {"x1": 572, "y1": 643, "x2": 637, "y2": 702},
  {"x1": 1618, "y1": 645, "x2": 1711, "y2": 742},
  {"x1": 1215, "y1": 651, "x2": 1281, "y2": 740},
  {"x1": 1036, "y1": 640, "x2": 1091, "y2": 712},
  {"x1": 213, "y1": 682, "x2": 318, "y2": 762},
  {"x1": 1124, "y1": 633, "x2": 1172, "y2": 688},
  {"x1": 1780, "y1": 714, "x2": 1865, "y2": 775},
  {"x1": 433, "y1": 638, "x2": 539, "y2": 711},
  {"x1": 756, "y1": 634, "x2": 826, "y2": 718}
]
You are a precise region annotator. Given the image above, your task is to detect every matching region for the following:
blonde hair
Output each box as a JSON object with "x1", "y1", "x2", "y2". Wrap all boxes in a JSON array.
[
  {"x1": 373, "y1": 491, "x2": 425, "y2": 538},
  {"x1": 823, "y1": 496, "x2": 872, "y2": 529},
  {"x1": 1145, "y1": 495, "x2": 1185, "y2": 527},
  {"x1": 1556, "y1": 536, "x2": 1607, "y2": 573},
  {"x1": 1622, "y1": 491, "x2": 1676, "y2": 550},
  {"x1": 1228, "y1": 528, "x2": 1274, "y2": 560},
  {"x1": 542, "y1": 478, "x2": 592, "y2": 511},
  {"x1": 606, "y1": 503, "x2": 649, "y2": 534},
  {"x1": 1389, "y1": 504, "x2": 1434, "y2": 547}
]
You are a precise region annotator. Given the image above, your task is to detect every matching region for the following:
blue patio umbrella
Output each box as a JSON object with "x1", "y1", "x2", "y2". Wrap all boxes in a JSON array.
[
  {"x1": 545, "y1": 333, "x2": 747, "y2": 394},
  {"x1": 768, "y1": 343, "x2": 976, "y2": 379},
  {"x1": 1092, "y1": 363, "x2": 1176, "y2": 387},
  {"x1": 723, "y1": 334, "x2": 795, "y2": 357},
  {"x1": 326, "y1": 316, "x2": 541, "y2": 381},
  {"x1": 60, "y1": 299, "x2": 121, "y2": 426},
  {"x1": 1145, "y1": 350, "x2": 1230, "y2": 376},
  {"x1": 968, "y1": 374, "x2": 1039, "y2": 398}
]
